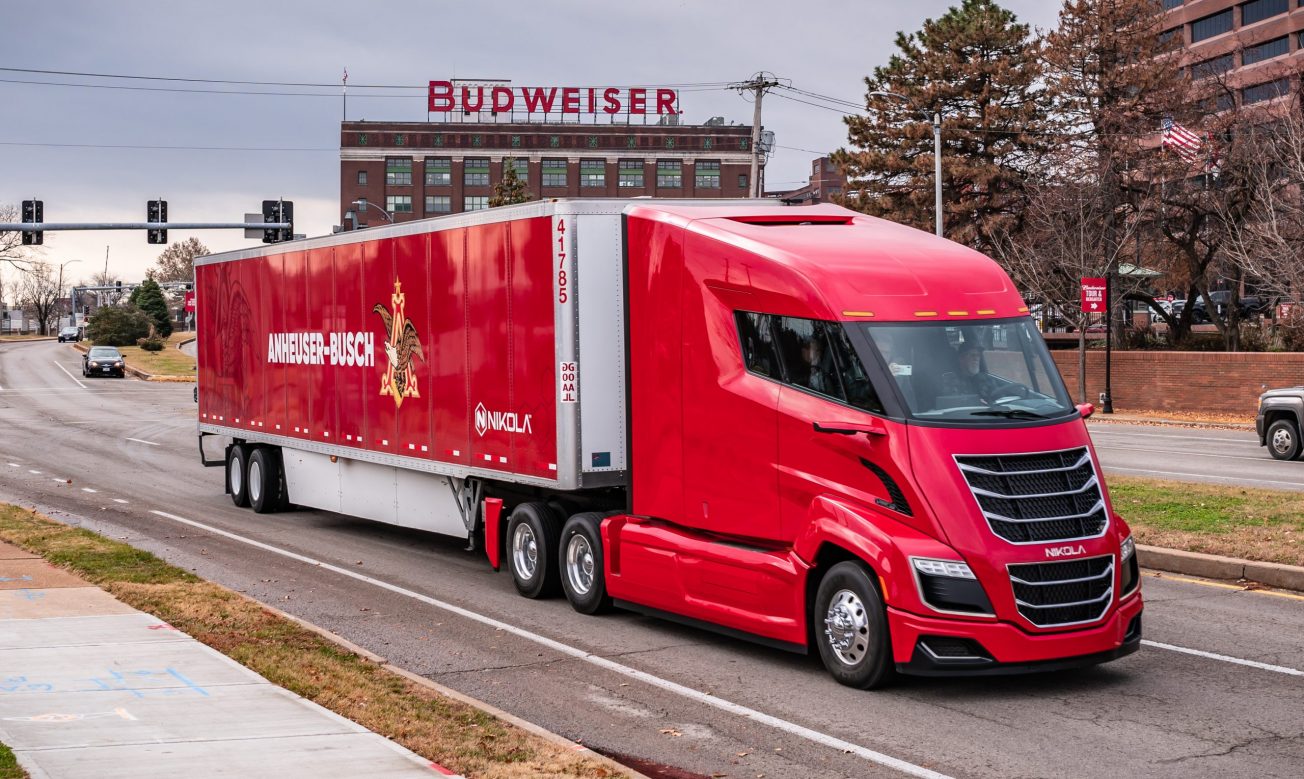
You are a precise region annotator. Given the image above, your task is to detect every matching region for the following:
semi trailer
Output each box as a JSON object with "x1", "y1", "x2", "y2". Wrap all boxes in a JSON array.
[{"x1": 195, "y1": 199, "x2": 1142, "y2": 688}]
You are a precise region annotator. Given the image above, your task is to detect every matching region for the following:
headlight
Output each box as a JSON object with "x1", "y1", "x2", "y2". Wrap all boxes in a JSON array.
[
  {"x1": 114, "y1": 361, "x2": 123, "y2": 367},
  {"x1": 1120, "y1": 536, "x2": 1135, "y2": 561},
  {"x1": 913, "y1": 558, "x2": 976, "y2": 579},
  {"x1": 89, "y1": 361, "x2": 99, "y2": 368},
  {"x1": 1120, "y1": 535, "x2": 1140, "y2": 595}
]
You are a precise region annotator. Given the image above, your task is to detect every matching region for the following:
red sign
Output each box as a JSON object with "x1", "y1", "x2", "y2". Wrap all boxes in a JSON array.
[
  {"x1": 428, "y1": 81, "x2": 679, "y2": 116},
  {"x1": 184, "y1": 291, "x2": 196, "y2": 312},
  {"x1": 1081, "y1": 277, "x2": 1106, "y2": 313}
]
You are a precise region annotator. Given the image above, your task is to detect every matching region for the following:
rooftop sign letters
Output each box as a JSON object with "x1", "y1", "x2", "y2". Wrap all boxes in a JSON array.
[{"x1": 428, "y1": 81, "x2": 680, "y2": 116}]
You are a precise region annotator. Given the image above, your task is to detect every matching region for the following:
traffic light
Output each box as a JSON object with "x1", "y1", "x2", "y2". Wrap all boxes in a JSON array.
[
  {"x1": 262, "y1": 199, "x2": 294, "y2": 244},
  {"x1": 147, "y1": 199, "x2": 168, "y2": 244},
  {"x1": 21, "y1": 200, "x2": 42, "y2": 245}
]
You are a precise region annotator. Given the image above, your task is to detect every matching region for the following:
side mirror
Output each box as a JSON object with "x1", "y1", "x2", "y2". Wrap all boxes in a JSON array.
[{"x1": 1076, "y1": 403, "x2": 1094, "y2": 420}]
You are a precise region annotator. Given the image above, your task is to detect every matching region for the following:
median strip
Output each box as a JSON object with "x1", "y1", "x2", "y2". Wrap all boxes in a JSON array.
[{"x1": 0, "y1": 504, "x2": 631, "y2": 779}]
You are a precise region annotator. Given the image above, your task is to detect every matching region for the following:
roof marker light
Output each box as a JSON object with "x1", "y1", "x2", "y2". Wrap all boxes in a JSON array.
[
  {"x1": 947, "y1": 310, "x2": 969, "y2": 316},
  {"x1": 1018, "y1": 306, "x2": 1030, "y2": 313},
  {"x1": 977, "y1": 309, "x2": 996, "y2": 315},
  {"x1": 914, "y1": 311, "x2": 938, "y2": 317},
  {"x1": 842, "y1": 310, "x2": 875, "y2": 318}
]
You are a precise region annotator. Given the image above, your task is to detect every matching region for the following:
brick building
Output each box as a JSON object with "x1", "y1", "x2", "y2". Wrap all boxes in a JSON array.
[
  {"x1": 768, "y1": 156, "x2": 846, "y2": 205},
  {"x1": 339, "y1": 118, "x2": 759, "y2": 227},
  {"x1": 1163, "y1": 0, "x2": 1304, "y2": 106}
]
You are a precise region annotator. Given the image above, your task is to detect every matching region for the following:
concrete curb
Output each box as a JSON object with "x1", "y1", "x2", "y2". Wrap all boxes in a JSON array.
[
  {"x1": 260, "y1": 601, "x2": 647, "y2": 779},
  {"x1": 1139, "y1": 544, "x2": 1304, "y2": 591},
  {"x1": 1088, "y1": 416, "x2": 1255, "y2": 431}
]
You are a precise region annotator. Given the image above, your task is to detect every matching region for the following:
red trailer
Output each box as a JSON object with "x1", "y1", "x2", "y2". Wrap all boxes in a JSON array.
[{"x1": 197, "y1": 199, "x2": 1142, "y2": 687}]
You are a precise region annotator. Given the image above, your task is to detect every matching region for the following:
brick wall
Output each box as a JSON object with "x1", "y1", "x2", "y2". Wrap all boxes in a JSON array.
[{"x1": 1050, "y1": 350, "x2": 1304, "y2": 415}]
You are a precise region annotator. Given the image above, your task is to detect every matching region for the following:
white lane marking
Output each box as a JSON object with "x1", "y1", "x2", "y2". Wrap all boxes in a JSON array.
[
  {"x1": 52, "y1": 361, "x2": 87, "y2": 389},
  {"x1": 51, "y1": 478, "x2": 66, "y2": 483},
  {"x1": 27, "y1": 470, "x2": 41, "y2": 475},
  {"x1": 1095, "y1": 444, "x2": 1270, "y2": 463},
  {"x1": 81, "y1": 487, "x2": 98, "y2": 493},
  {"x1": 1103, "y1": 466, "x2": 1304, "y2": 490},
  {"x1": 1143, "y1": 640, "x2": 1304, "y2": 677},
  {"x1": 126, "y1": 438, "x2": 160, "y2": 447},
  {"x1": 7, "y1": 463, "x2": 18, "y2": 468},
  {"x1": 147, "y1": 509, "x2": 951, "y2": 779},
  {"x1": 113, "y1": 499, "x2": 129, "y2": 504}
]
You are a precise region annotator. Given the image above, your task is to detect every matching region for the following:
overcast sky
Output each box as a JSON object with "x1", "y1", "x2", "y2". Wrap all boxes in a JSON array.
[{"x1": 1, "y1": 0, "x2": 1058, "y2": 283}]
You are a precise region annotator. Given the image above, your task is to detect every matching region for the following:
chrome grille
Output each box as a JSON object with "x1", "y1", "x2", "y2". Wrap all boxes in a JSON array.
[
  {"x1": 1007, "y1": 556, "x2": 1114, "y2": 627},
  {"x1": 955, "y1": 447, "x2": 1108, "y2": 544}
]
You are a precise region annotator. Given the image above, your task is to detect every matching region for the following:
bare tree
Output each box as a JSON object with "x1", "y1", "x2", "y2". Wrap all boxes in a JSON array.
[
  {"x1": 18, "y1": 261, "x2": 62, "y2": 336},
  {"x1": 151, "y1": 237, "x2": 209, "y2": 283}
]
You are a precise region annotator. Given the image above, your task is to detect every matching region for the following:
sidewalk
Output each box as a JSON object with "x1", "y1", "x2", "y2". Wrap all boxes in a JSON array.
[
  {"x1": 1087, "y1": 411, "x2": 1255, "y2": 430},
  {"x1": 0, "y1": 541, "x2": 453, "y2": 779}
]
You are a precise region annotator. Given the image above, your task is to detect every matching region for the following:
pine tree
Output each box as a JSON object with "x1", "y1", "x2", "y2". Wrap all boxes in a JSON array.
[
  {"x1": 833, "y1": 0, "x2": 1050, "y2": 250},
  {"x1": 490, "y1": 158, "x2": 532, "y2": 207},
  {"x1": 132, "y1": 278, "x2": 172, "y2": 338}
]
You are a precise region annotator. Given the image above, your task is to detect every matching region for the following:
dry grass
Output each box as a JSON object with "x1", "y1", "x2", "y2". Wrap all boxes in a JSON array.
[
  {"x1": 1109, "y1": 476, "x2": 1304, "y2": 567},
  {"x1": 0, "y1": 505, "x2": 623, "y2": 779}
]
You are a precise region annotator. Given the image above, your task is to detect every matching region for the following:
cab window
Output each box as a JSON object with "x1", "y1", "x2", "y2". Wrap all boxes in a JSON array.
[{"x1": 735, "y1": 311, "x2": 884, "y2": 414}]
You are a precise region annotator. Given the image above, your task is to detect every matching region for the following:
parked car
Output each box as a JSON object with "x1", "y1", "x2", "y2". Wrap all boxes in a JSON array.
[
  {"x1": 1258, "y1": 387, "x2": 1304, "y2": 460},
  {"x1": 57, "y1": 326, "x2": 80, "y2": 343},
  {"x1": 82, "y1": 346, "x2": 125, "y2": 378}
]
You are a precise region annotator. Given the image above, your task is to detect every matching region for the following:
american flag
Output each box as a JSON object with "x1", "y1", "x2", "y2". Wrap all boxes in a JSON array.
[{"x1": 1161, "y1": 117, "x2": 1204, "y2": 164}]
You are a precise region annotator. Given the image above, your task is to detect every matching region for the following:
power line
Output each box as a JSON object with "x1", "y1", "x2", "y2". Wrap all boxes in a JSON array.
[
  {"x1": 0, "y1": 77, "x2": 414, "y2": 98},
  {"x1": 0, "y1": 141, "x2": 336, "y2": 152}
]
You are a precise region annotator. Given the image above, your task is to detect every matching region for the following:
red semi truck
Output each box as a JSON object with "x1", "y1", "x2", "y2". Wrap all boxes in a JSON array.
[{"x1": 196, "y1": 199, "x2": 1142, "y2": 688}]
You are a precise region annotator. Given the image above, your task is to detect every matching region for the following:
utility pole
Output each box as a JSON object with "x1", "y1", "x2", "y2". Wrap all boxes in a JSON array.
[{"x1": 731, "y1": 72, "x2": 781, "y2": 198}]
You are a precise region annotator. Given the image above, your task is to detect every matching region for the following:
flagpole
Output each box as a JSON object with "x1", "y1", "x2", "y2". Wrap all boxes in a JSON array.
[{"x1": 342, "y1": 67, "x2": 348, "y2": 122}]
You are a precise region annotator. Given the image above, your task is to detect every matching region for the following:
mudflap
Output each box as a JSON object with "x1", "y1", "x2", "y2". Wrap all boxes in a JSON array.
[{"x1": 484, "y1": 497, "x2": 504, "y2": 571}]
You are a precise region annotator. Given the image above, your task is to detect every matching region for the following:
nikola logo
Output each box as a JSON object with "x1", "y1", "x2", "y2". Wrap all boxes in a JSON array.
[
  {"x1": 1044, "y1": 544, "x2": 1087, "y2": 559},
  {"x1": 474, "y1": 402, "x2": 533, "y2": 437}
]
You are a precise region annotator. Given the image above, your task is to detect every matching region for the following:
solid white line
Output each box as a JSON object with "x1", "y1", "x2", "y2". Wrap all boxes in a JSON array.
[
  {"x1": 126, "y1": 438, "x2": 160, "y2": 447},
  {"x1": 51, "y1": 478, "x2": 65, "y2": 483},
  {"x1": 1102, "y1": 466, "x2": 1304, "y2": 490},
  {"x1": 112, "y1": 499, "x2": 128, "y2": 504},
  {"x1": 52, "y1": 361, "x2": 87, "y2": 389},
  {"x1": 7, "y1": 463, "x2": 18, "y2": 468},
  {"x1": 1143, "y1": 640, "x2": 1304, "y2": 677},
  {"x1": 1095, "y1": 444, "x2": 1267, "y2": 463},
  {"x1": 27, "y1": 470, "x2": 41, "y2": 475},
  {"x1": 81, "y1": 487, "x2": 97, "y2": 493},
  {"x1": 147, "y1": 509, "x2": 951, "y2": 779}
]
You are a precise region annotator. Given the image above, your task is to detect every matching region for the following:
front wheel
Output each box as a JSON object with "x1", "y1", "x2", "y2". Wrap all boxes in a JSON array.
[
  {"x1": 1267, "y1": 419, "x2": 1302, "y2": 461},
  {"x1": 813, "y1": 561, "x2": 894, "y2": 689}
]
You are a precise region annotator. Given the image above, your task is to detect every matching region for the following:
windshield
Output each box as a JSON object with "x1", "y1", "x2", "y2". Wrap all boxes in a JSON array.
[
  {"x1": 89, "y1": 348, "x2": 120, "y2": 359},
  {"x1": 859, "y1": 318, "x2": 1074, "y2": 422}
]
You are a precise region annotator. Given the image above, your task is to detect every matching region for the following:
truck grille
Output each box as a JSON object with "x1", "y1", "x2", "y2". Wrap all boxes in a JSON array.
[
  {"x1": 954, "y1": 448, "x2": 1108, "y2": 544},
  {"x1": 1007, "y1": 556, "x2": 1114, "y2": 627}
]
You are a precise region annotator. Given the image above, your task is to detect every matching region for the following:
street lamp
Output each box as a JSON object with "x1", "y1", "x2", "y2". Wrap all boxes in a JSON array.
[
  {"x1": 56, "y1": 259, "x2": 81, "y2": 335},
  {"x1": 867, "y1": 91, "x2": 942, "y2": 238},
  {"x1": 350, "y1": 199, "x2": 393, "y2": 226}
]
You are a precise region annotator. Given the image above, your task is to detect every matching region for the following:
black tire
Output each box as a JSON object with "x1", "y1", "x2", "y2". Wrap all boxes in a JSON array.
[
  {"x1": 505, "y1": 502, "x2": 563, "y2": 598},
  {"x1": 1267, "y1": 419, "x2": 1302, "y2": 461},
  {"x1": 228, "y1": 444, "x2": 251, "y2": 508},
  {"x1": 813, "y1": 561, "x2": 894, "y2": 690},
  {"x1": 559, "y1": 513, "x2": 613, "y2": 615},
  {"x1": 248, "y1": 447, "x2": 283, "y2": 514}
]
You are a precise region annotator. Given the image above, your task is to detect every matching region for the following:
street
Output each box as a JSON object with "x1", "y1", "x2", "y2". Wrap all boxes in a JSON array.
[{"x1": 1, "y1": 339, "x2": 1302, "y2": 779}]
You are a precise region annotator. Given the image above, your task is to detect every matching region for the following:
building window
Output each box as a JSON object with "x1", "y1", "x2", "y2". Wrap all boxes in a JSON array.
[
  {"x1": 1242, "y1": 36, "x2": 1289, "y2": 66},
  {"x1": 694, "y1": 160, "x2": 721, "y2": 189},
  {"x1": 542, "y1": 159, "x2": 568, "y2": 188},
  {"x1": 1200, "y1": 91, "x2": 1237, "y2": 112},
  {"x1": 1240, "y1": 0, "x2": 1288, "y2": 27},
  {"x1": 386, "y1": 195, "x2": 413, "y2": 214},
  {"x1": 464, "y1": 157, "x2": 490, "y2": 187},
  {"x1": 1190, "y1": 54, "x2": 1234, "y2": 79},
  {"x1": 738, "y1": 173, "x2": 749, "y2": 190},
  {"x1": 1163, "y1": 0, "x2": 1183, "y2": 9},
  {"x1": 580, "y1": 160, "x2": 605, "y2": 188},
  {"x1": 424, "y1": 157, "x2": 451, "y2": 186},
  {"x1": 618, "y1": 160, "x2": 644, "y2": 188},
  {"x1": 357, "y1": 170, "x2": 368, "y2": 186},
  {"x1": 1243, "y1": 77, "x2": 1292, "y2": 105},
  {"x1": 1159, "y1": 27, "x2": 1180, "y2": 46},
  {"x1": 355, "y1": 197, "x2": 368, "y2": 224},
  {"x1": 464, "y1": 196, "x2": 488, "y2": 211},
  {"x1": 425, "y1": 195, "x2": 451, "y2": 214},
  {"x1": 656, "y1": 160, "x2": 682, "y2": 188},
  {"x1": 1190, "y1": 10, "x2": 1233, "y2": 43},
  {"x1": 507, "y1": 158, "x2": 529, "y2": 178},
  {"x1": 385, "y1": 157, "x2": 412, "y2": 186}
]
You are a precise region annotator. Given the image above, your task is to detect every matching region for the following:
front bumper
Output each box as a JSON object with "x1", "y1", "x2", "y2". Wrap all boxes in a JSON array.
[
  {"x1": 888, "y1": 592, "x2": 1143, "y2": 677},
  {"x1": 1256, "y1": 412, "x2": 1266, "y2": 445}
]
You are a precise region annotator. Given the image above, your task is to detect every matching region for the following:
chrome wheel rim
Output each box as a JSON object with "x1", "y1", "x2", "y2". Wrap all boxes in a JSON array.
[
  {"x1": 248, "y1": 459, "x2": 262, "y2": 503},
  {"x1": 1272, "y1": 427, "x2": 1294, "y2": 456},
  {"x1": 229, "y1": 456, "x2": 243, "y2": 497},
  {"x1": 824, "y1": 589, "x2": 870, "y2": 666},
  {"x1": 512, "y1": 523, "x2": 538, "y2": 580},
  {"x1": 566, "y1": 534, "x2": 595, "y2": 596}
]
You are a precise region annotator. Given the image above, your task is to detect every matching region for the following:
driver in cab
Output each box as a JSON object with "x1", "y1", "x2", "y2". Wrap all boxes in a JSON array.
[{"x1": 939, "y1": 340, "x2": 1002, "y2": 403}]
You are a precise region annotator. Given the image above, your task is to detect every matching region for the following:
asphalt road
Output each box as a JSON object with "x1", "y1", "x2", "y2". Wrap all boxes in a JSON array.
[
  {"x1": 1089, "y1": 421, "x2": 1304, "y2": 492},
  {"x1": 1, "y1": 339, "x2": 1303, "y2": 779}
]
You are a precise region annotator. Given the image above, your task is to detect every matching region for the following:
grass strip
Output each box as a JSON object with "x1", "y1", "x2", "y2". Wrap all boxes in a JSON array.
[
  {"x1": 0, "y1": 505, "x2": 620, "y2": 779},
  {"x1": 1108, "y1": 476, "x2": 1304, "y2": 567},
  {"x1": 0, "y1": 743, "x2": 27, "y2": 779}
]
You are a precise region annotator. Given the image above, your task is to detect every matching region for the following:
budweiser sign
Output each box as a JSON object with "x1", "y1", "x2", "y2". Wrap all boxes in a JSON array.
[{"x1": 428, "y1": 81, "x2": 679, "y2": 115}]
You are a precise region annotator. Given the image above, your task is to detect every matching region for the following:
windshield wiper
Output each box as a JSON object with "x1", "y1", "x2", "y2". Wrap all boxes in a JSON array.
[{"x1": 968, "y1": 408, "x2": 1050, "y2": 420}]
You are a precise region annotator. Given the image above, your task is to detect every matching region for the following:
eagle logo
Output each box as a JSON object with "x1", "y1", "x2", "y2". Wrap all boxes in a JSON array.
[{"x1": 373, "y1": 278, "x2": 424, "y2": 408}]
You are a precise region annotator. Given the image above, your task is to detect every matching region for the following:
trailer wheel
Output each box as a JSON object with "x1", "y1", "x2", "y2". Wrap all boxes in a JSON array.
[
  {"x1": 506, "y1": 502, "x2": 562, "y2": 598},
  {"x1": 248, "y1": 447, "x2": 283, "y2": 514},
  {"x1": 813, "y1": 561, "x2": 894, "y2": 690},
  {"x1": 559, "y1": 513, "x2": 612, "y2": 615},
  {"x1": 1267, "y1": 419, "x2": 1302, "y2": 461},
  {"x1": 228, "y1": 444, "x2": 251, "y2": 508}
]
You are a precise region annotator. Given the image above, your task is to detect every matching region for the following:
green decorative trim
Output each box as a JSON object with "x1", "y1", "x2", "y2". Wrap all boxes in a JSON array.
[
  {"x1": 511, "y1": 135, "x2": 522, "y2": 147},
  {"x1": 472, "y1": 134, "x2": 483, "y2": 147},
  {"x1": 358, "y1": 133, "x2": 369, "y2": 145},
  {"x1": 549, "y1": 135, "x2": 561, "y2": 148},
  {"x1": 394, "y1": 134, "x2": 406, "y2": 146}
]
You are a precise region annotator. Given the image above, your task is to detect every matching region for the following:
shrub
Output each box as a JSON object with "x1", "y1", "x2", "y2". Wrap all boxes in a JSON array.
[
  {"x1": 86, "y1": 307, "x2": 151, "y2": 347},
  {"x1": 137, "y1": 337, "x2": 165, "y2": 352}
]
